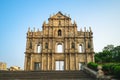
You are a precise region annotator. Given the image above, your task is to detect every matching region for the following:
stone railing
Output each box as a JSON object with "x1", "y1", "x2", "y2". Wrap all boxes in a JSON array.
[
  {"x1": 83, "y1": 66, "x2": 97, "y2": 78},
  {"x1": 82, "y1": 65, "x2": 112, "y2": 80}
]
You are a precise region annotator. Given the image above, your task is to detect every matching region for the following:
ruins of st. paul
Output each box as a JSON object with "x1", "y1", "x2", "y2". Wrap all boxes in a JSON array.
[{"x1": 24, "y1": 12, "x2": 94, "y2": 71}]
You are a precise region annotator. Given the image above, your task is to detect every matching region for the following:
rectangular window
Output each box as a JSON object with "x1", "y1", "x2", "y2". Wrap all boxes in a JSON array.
[
  {"x1": 79, "y1": 62, "x2": 84, "y2": 70},
  {"x1": 34, "y1": 62, "x2": 41, "y2": 70},
  {"x1": 55, "y1": 61, "x2": 64, "y2": 70}
]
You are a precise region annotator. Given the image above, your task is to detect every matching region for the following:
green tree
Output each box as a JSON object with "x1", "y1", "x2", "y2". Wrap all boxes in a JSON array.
[
  {"x1": 103, "y1": 45, "x2": 114, "y2": 51},
  {"x1": 95, "y1": 51, "x2": 112, "y2": 63},
  {"x1": 95, "y1": 45, "x2": 120, "y2": 63},
  {"x1": 111, "y1": 46, "x2": 120, "y2": 62}
]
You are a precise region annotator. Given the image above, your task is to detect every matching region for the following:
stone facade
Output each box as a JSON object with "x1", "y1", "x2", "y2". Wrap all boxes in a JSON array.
[
  {"x1": 24, "y1": 12, "x2": 94, "y2": 71},
  {"x1": 9, "y1": 66, "x2": 21, "y2": 71},
  {"x1": 0, "y1": 62, "x2": 7, "y2": 70}
]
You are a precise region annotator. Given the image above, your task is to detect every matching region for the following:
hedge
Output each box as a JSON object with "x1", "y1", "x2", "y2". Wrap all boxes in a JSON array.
[
  {"x1": 87, "y1": 62, "x2": 120, "y2": 78},
  {"x1": 87, "y1": 62, "x2": 98, "y2": 71},
  {"x1": 114, "y1": 66, "x2": 120, "y2": 77}
]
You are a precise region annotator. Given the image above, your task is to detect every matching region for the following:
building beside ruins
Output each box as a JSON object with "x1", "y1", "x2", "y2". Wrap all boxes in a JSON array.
[
  {"x1": 24, "y1": 11, "x2": 94, "y2": 71},
  {"x1": 9, "y1": 66, "x2": 22, "y2": 71},
  {"x1": 0, "y1": 62, "x2": 7, "y2": 70}
]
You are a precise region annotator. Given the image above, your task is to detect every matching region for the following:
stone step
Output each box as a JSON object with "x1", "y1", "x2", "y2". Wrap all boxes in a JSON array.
[{"x1": 0, "y1": 70, "x2": 96, "y2": 80}]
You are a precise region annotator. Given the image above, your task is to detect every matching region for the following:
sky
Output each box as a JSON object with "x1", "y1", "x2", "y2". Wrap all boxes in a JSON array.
[{"x1": 0, "y1": 0, "x2": 120, "y2": 69}]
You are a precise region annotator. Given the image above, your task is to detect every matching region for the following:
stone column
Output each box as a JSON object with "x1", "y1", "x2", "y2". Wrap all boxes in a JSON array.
[
  {"x1": 91, "y1": 36, "x2": 94, "y2": 51},
  {"x1": 65, "y1": 53, "x2": 67, "y2": 70},
  {"x1": 41, "y1": 54, "x2": 43, "y2": 70},
  {"x1": 47, "y1": 53, "x2": 49, "y2": 70},
  {"x1": 30, "y1": 54, "x2": 33, "y2": 70},
  {"x1": 51, "y1": 53, "x2": 53, "y2": 70},
  {"x1": 85, "y1": 38, "x2": 88, "y2": 64},
  {"x1": 52, "y1": 53, "x2": 54, "y2": 70},
  {"x1": 75, "y1": 53, "x2": 77, "y2": 70},
  {"x1": 24, "y1": 54, "x2": 27, "y2": 70},
  {"x1": 65, "y1": 39, "x2": 67, "y2": 50},
  {"x1": 69, "y1": 53, "x2": 71, "y2": 70},
  {"x1": 52, "y1": 39, "x2": 55, "y2": 53},
  {"x1": 92, "y1": 53, "x2": 95, "y2": 62}
]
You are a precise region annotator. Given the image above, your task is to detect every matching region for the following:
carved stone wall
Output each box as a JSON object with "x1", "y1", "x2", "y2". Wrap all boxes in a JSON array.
[{"x1": 24, "y1": 11, "x2": 94, "y2": 71}]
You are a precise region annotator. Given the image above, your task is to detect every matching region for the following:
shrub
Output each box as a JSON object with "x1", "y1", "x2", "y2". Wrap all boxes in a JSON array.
[
  {"x1": 87, "y1": 62, "x2": 98, "y2": 71},
  {"x1": 113, "y1": 66, "x2": 120, "y2": 77},
  {"x1": 87, "y1": 62, "x2": 120, "y2": 78},
  {"x1": 102, "y1": 63, "x2": 114, "y2": 75},
  {"x1": 102, "y1": 63, "x2": 120, "y2": 77}
]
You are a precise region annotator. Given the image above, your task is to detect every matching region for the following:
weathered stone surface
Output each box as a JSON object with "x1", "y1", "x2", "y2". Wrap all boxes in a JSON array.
[{"x1": 24, "y1": 11, "x2": 94, "y2": 71}]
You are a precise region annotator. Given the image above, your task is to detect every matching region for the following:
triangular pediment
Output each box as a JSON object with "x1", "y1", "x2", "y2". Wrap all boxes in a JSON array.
[{"x1": 50, "y1": 11, "x2": 70, "y2": 19}]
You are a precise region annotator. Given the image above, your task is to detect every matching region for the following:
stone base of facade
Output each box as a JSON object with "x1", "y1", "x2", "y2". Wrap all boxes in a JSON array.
[{"x1": 24, "y1": 52, "x2": 94, "y2": 71}]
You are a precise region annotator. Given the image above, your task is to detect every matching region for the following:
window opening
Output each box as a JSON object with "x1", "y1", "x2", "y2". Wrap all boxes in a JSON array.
[
  {"x1": 88, "y1": 41, "x2": 91, "y2": 48},
  {"x1": 71, "y1": 42, "x2": 75, "y2": 48},
  {"x1": 29, "y1": 40, "x2": 32, "y2": 49},
  {"x1": 37, "y1": 44, "x2": 41, "y2": 53},
  {"x1": 57, "y1": 43, "x2": 63, "y2": 53},
  {"x1": 34, "y1": 62, "x2": 41, "y2": 70},
  {"x1": 79, "y1": 44, "x2": 82, "y2": 53},
  {"x1": 58, "y1": 30, "x2": 62, "y2": 36},
  {"x1": 79, "y1": 63, "x2": 83, "y2": 70},
  {"x1": 56, "y1": 61, "x2": 64, "y2": 70},
  {"x1": 45, "y1": 43, "x2": 48, "y2": 49}
]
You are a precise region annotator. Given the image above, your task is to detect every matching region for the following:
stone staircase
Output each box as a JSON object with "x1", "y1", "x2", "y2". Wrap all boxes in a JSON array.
[{"x1": 0, "y1": 70, "x2": 96, "y2": 80}]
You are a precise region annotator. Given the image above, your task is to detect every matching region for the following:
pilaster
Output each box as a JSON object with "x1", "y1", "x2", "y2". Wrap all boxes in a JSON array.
[
  {"x1": 47, "y1": 53, "x2": 49, "y2": 70},
  {"x1": 52, "y1": 53, "x2": 54, "y2": 70},
  {"x1": 24, "y1": 54, "x2": 27, "y2": 70},
  {"x1": 41, "y1": 53, "x2": 43, "y2": 70},
  {"x1": 69, "y1": 53, "x2": 71, "y2": 70},
  {"x1": 30, "y1": 54, "x2": 33, "y2": 70},
  {"x1": 65, "y1": 53, "x2": 67, "y2": 70}
]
